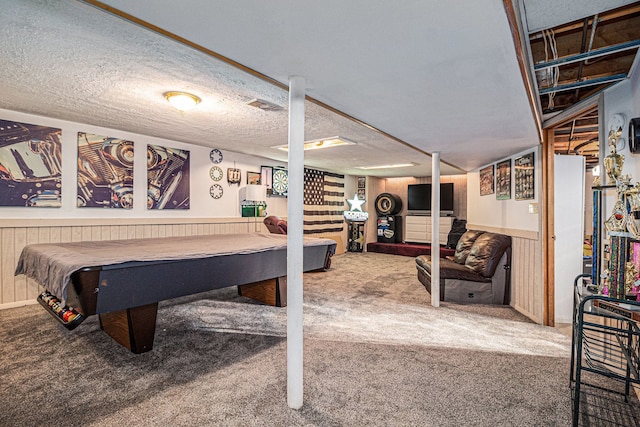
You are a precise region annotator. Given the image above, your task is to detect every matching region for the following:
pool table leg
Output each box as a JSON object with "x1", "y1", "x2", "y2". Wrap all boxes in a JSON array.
[
  {"x1": 99, "y1": 302, "x2": 158, "y2": 353},
  {"x1": 237, "y1": 276, "x2": 287, "y2": 307}
]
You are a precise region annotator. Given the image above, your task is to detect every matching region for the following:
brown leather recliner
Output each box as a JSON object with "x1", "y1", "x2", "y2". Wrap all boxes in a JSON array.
[
  {"x1": 263, "y1": 216, "x2": 288, "y2": 234},
  {"x1": 415, "y1": 230, "x2": 512, "y2": 304},
  {"x1": 263, "y1": 215, "x2": 332, "y2": 270}
]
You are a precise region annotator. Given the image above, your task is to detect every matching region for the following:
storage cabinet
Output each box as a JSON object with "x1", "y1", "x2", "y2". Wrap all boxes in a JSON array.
[
  {"x1": 404, "y1": 215, "x2": 453, "y2": 244},
  {"x1": 571, "y1": 276, "x2": 640, "y2": 426}
]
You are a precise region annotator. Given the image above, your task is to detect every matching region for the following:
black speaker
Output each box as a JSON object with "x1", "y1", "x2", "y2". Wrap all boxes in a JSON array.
[{"x1": 377, "y1": 215, "x2": 403, "y2": 243}]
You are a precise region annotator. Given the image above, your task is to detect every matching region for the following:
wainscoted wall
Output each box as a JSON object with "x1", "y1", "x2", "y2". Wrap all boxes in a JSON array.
[
  {"x1": 1, "y1": 217, "x2": 348, "y2": 309},
  {"x1": 361, "y1": 175, "x2": 542, "y2": 323},
  {"x1": 0, "y1": 218, "x2": 266, "y2": 309},
  {"x1": 468, "y1": 224, "x2": 543, "y2": 323},
  {"x1": 510, "y1": 235, "x2": 543, "y2": 323}
]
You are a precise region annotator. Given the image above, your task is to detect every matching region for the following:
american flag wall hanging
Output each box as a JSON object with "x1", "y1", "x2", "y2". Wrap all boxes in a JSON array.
[{"x1": 303, "y1": 168, "x2": 345, "y2": 234}]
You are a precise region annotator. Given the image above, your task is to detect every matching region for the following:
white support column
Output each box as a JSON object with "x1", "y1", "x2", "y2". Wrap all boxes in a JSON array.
[
  {"x1": 287, "y1": 75, "x2": 305, "y2": 409},
  {"x1": 431, "y1": 153, "x2": 440, "y2": 307}
]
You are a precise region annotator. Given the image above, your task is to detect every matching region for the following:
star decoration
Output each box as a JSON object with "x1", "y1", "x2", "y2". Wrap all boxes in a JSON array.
[{"x1": 346, "y1": 194, "x2": 365, "y2": 212}]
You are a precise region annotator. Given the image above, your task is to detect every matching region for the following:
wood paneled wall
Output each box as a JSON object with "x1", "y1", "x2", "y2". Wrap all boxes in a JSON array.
[
  {"x1": 1, "y1": 218, "x2": 265, "y2": 308},
  {"x1": 467, "y1": 224, "x2": 543, "y2": 323},
  {"x1": 510, "y1": 235, "x2": 543, "y2": 323},
  {"x1": 383, "y1": 175, "x2": 468, "y2": 219}
]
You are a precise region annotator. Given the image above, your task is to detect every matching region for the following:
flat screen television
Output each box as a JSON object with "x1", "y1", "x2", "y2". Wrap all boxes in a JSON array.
[{"x1": 407, "y1": 183, "x2": 454, "y2": 215}]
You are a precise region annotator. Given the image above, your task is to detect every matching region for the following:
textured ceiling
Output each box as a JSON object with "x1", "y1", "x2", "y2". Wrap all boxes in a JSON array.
[{"x1": 0, "y1": 0, "x2": 565, "y2": 177}]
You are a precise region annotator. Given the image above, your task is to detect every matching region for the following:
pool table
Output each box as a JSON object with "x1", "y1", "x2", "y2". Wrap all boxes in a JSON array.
[{"x1": 16, "y1": 233, "x2": 336, "y2": 353}]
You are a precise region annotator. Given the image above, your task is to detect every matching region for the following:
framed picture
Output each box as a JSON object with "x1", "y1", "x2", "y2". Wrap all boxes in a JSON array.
[
  {"x1": 496, "y1": 159, "x2": 511, "y2": 200},
  {"x1": 514, "y1": 152, "x2": 535, "y2": 200},
  {"x1": 0, "y1": 119, "x2": 62, "y2": 207},
  {"x1": 247, "y1": 171, "x2": 261, "y2": 185},
  {"x1": 147, "y1": 144, "x2": 190, "y2": 209},
  {"x1": 78, "y1": 132, "x2": 134, "y2": 209},
  {"x1": 479, "y1": 165, "x2": 495, "y2": 196}
]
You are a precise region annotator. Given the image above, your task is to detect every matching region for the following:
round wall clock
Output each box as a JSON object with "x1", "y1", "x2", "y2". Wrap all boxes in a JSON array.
[
  {"x1": 209, "y1": 184, "x2": 223, "y2": 199},
  {"x1": 630, "y1": 117, "x2": 640, "y2": 153},
  {"x1": 272, "y1": 169, "x2": 288, "y2": 196},
  {"x1": 209, "y1": 166, "x2": 223, "y2": 181},
  {"x1": 209, "y1": 148, "x2": 223, "y2": 164}
]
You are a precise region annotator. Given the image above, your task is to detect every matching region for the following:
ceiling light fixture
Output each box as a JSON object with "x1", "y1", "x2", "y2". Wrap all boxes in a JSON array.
[
  {"x1": 164, "y1": 91, "x2": 201, "y2": 111},
  {"x1": 356, "y1": 162, "x2": 417, "y2": 170},
  {"x1": 272, "y1": 136, "x2": 356, "y2": 152}
]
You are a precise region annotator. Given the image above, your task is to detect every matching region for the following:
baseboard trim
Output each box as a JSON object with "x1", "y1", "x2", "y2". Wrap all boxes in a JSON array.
[{"x1": 0, "y1": 299, "x2": 38, "y2": 311}]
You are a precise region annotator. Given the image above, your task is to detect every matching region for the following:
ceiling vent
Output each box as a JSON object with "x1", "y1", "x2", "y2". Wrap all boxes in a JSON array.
[{"x1": 246, "y1": 98, "x2": 283, "y2": 111}]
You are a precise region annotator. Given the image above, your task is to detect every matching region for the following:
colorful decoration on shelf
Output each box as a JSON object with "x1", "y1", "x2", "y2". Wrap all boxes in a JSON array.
[
  {"x1": 601, "y1": 116, "x2": 640, "y2": 300},
  {"x1": 600, "y1": 269, "x2": 610, "y2": 297},
  {"x1": 625, "y1": 261, "x2": 637, "y2": 296},
  {"x1": 603, "y1": 143, "x2": 624, "y2": 183},
  {"x1": 603, "y1": 116, "x2": 640, "y2": 239}
]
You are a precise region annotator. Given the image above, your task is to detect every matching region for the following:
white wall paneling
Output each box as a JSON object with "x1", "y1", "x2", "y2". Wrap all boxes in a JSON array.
[
  {"x1": 466, "y1": 147, "x2": 543, "y2": 323},
  {"x1": 511, "y1": 234, "x2": 543, "y2": 323}
]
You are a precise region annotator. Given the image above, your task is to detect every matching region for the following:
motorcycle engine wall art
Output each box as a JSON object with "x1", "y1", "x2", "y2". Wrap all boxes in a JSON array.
[
  {"x1": 147, "y1": 144, "x2": 190, "y2": 210},
  {"x1": 0, "y1": 119, "x2": 62, "y2": 207},
  {"x1": 77, "y1": 132, "x2": 134, "y2": 209}
]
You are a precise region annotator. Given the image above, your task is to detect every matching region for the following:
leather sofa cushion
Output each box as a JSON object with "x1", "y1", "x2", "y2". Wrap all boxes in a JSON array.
[
  {"x1": 416, "y1": 255, "x2": 490, "y2": 283},
  {"x1": 453, "y1": 230, "x2": 485, "y2": 264},
  {"x1": 415, "y1": 255, "x2": 431, "y2": 271},
  {"x1": 464, "y1": 232, "x2": 512, "y2": 278}
]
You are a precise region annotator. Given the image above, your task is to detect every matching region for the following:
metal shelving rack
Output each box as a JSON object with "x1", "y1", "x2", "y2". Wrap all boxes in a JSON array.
[{"x1": 571, "y1": 275, "x2": 640, "y2": 426}]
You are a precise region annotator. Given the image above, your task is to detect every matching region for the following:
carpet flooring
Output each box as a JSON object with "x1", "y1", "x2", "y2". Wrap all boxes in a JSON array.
[{"x1": 1, "y1": 252, "x2": 575, "y2": 426}]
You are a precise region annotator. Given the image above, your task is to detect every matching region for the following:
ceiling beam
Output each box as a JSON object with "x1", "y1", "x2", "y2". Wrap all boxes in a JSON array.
[
  {"x1": 529, "y1": 3, "x2": 640, "y2": 38},
  {"x1": 534, "y1": 39, "x2": 640, "y2": 70},
  {"x1": 539, "y1": 73, "x2": 626, "y2": 94}
]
